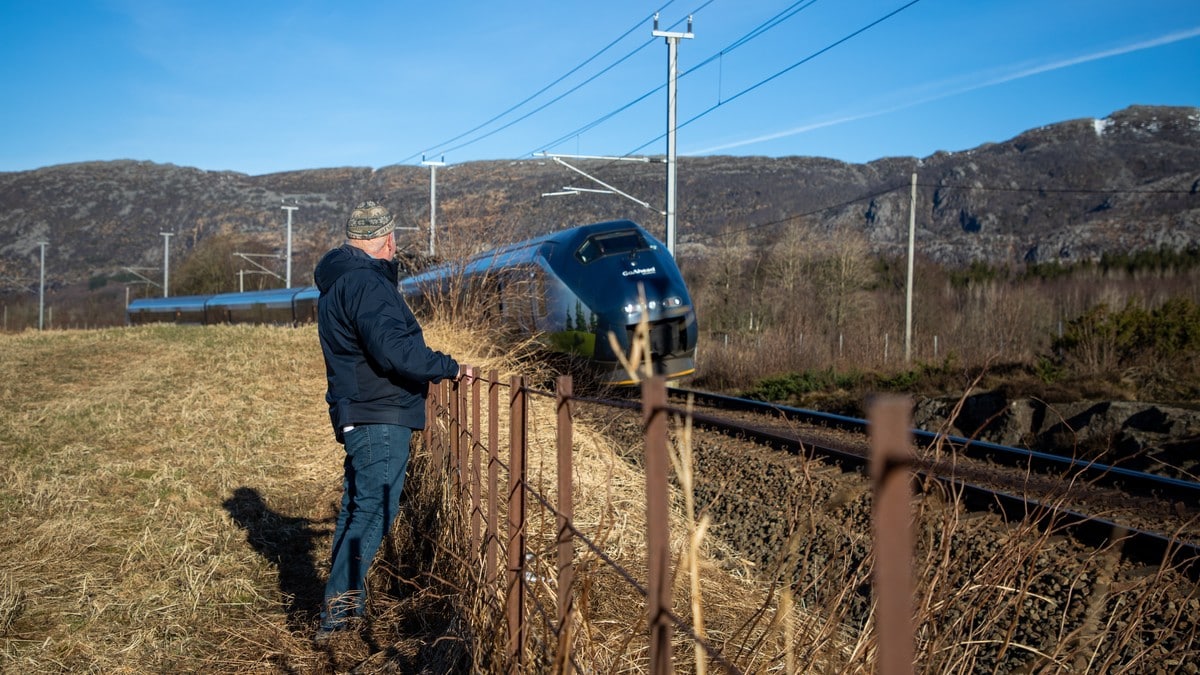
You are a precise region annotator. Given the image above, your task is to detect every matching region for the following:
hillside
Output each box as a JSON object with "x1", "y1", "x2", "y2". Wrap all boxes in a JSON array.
[{"x1": 1, "y1": 104, "x2": 1197, "y2": 295}]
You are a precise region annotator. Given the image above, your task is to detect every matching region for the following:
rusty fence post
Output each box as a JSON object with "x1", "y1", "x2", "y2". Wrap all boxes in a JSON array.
[
  {"x1": 643, "y1": 376, "x2": 673, "y2": 675},
  {"x1": 424, "y1": 384, "x2": 433, "y2": 456},
  {"x1": 869, "y1": 396, "x2": 914, "y2": 675},
  {"x1": 459, "y1": 377, "x2": 470, "y2": 505},
  {"x1": 436, "y1": 380, "x2": 448, "y2": 470},
  {"x1": 507, "y1": 375, "x2": 527, "y2": 673},
  {"x1": 555, "y1": 375, "x2": 576, "y2": 669},
  {"x1": 487, "y1": 371, "x2": 500, "y2": 586},
  {"x1": 450, "y1": 377, "x2": 461, "y2": 493},
  {"x1": 472, "y1": 374, "x2": 483, "y2": 555}
]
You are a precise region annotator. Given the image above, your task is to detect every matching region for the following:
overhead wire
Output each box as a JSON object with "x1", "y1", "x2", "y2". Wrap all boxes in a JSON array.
[
  {"x1": 701, "y1": 177, "x2": 1197, "y2": 243},
  {"x1": 400, "y1": 1, "x2": 695, "y2": 164},
  {"x1": 529, "y1": 0, "x2": 820, "y2": 159},
  {"x1": 702, "y1": 182, "x2": 909, "y2": 241},
  {"x1": 623, "y1": 0, "x2": 924, "y2": 157},
  {"x1": 400, "y1": 0, "x2": 1191, "y2": 246},
  {"x1": 435, "y1": 5, "x2": 714, "y2": 159},
  {"x1": 917, "y1": 182, "x2": 1197, "y2": 195}
]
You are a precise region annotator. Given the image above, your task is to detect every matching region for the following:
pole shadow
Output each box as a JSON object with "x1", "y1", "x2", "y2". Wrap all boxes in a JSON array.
[{"x1": 223, "y1": 486, "x2": 329, "y2": 630}]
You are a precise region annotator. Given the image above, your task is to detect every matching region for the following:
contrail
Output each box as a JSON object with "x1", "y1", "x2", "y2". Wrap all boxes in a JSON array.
[{"x1": 688, "y1": 26, "x2": 1200, "y2": 155}]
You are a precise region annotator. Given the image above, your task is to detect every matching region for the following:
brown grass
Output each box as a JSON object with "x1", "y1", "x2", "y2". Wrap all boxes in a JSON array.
[
  {"x1": 0, "y1": 323, "x2": 822, "y2": 672},
  {"x1": 3, "y1": 323, "x2": 1196, "y2": 673}
]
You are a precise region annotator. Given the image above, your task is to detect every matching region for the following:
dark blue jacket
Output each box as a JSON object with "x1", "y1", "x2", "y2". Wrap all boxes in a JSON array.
[{"x1": 314, "y1": 244, "x2": 458, "y2": 440}]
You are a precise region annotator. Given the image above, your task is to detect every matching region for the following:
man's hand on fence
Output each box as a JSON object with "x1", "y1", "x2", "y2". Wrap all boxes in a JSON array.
[{"x1": 456, "y1": 364, "x2": 475, "y2": 387}]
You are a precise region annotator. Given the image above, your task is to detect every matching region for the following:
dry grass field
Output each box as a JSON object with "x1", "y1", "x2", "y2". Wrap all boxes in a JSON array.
[
  {"x1": 0, "y1": 324, "x2": 810, "y2": 673},
  {"x1": 3, "y1": 323, "x2": 1197, "y2": 673},
  {"x1": 0, "y1": 324, "x2": 345, "y2": 671}
]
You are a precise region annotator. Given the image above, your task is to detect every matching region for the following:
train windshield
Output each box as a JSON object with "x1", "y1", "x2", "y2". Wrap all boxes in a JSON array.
[{"x1": 575, "y1": 230, "x2": 650, "y2": 263}]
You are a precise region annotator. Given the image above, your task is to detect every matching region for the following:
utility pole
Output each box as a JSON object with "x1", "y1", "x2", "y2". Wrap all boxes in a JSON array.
[
  {"x1": 160, "y1": 232, "x2": 174, "y2": 297},
  {"x1": 653, "y1": 13, "x2": 693, "y2": 258},
  {"x1": 905, "y1": 172, "x2": 917, "y2": 363},
  {"x1": 422, "y1": 156, "x2": 445, "y2": 257},
  {"x1": 281, "y1": 202, "x2": 298, "y2": 288},
  {"x1": 38, "y1": 241, "x2": 48, "y2": 331}
]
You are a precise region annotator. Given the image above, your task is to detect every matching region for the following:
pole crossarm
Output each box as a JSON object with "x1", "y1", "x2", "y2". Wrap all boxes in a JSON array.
[
  {"x1": 543, "y1": 156, "x2": 663, "y2": 214},
  {"x1": 0, "y1": 275, "x2": 35, "y2": 294},
  {"x1": 541, "y1": 186, "x2": 622, "y2": 198},
  {"x1": 232, "y1": 252, "x2": 285, "y2": 281},
  {"x1": 538, "y1": 152, "x2": 658, "y2": 163},
  {"x1": 121, "y1": 266, "x2": 162, "y2": 289},
  {"x1": 562, "y1": 186, "x2": 618, "y2": 194}
]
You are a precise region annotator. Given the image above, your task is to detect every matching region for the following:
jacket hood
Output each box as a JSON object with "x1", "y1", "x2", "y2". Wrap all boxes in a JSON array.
[{"x1": 314, "y1": 244, "x2": 398, "y2": 293}]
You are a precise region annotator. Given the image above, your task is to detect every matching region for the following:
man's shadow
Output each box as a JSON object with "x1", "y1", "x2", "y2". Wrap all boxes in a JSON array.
[{"x1": 223, "y1": 487, "x2": 329, "y2": 630}]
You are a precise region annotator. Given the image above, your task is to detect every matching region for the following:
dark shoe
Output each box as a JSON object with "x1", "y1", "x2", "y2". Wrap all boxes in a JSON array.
[{"x1": 313, "y1": 618, "x2": 359, "y2": 644}]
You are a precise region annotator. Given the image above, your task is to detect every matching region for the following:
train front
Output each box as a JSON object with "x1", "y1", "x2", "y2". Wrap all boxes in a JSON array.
[{"x1": 547, "y1": 221, "x2": 697, "y2": 385}]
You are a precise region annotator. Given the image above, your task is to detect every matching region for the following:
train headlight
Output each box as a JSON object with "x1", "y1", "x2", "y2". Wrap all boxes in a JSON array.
[{"x1": 625, "y1": 297, "x2": 681, "y2": 315}]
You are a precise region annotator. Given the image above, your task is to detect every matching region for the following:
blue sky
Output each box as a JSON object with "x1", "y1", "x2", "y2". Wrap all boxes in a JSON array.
[{"x1": 1, "y1": 0, "x2": 1197, "y2": 176}]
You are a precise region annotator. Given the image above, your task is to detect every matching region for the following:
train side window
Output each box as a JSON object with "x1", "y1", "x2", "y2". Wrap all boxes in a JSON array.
[
  {"x1": 575, "y1": 230, "x2": 649, "y2": 263},
  {"x1": 532, "y1": 267, "x2": 549, "y2": 319}
]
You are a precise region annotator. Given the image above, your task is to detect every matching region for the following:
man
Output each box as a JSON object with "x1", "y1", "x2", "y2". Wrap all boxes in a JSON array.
[{"x1": 313, "y1": 199, "x2": 470, "y2": 639}]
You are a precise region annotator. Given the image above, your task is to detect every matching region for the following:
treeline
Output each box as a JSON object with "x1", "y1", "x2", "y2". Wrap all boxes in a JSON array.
[
  {"x1": 680, "y1": 227, "x2": 1200, "y2": 403},
  {"x1": 949, "y1": 245, "x2": 1200, "y2": 287}
]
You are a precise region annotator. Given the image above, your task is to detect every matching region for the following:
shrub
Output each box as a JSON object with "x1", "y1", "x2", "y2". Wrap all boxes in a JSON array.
[{"x1": 1048, "y1": 298, "x2": 1200, "y2": 396}]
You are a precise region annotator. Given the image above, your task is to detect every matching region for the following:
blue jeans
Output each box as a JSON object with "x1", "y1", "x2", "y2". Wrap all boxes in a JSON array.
[{"x1": 320, "y1": 423, "x2": 413, "y2": 628}]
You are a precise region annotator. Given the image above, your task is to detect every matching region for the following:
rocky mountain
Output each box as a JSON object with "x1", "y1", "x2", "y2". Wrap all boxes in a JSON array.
[{"x1": 1, "y1": 105, "x2": 1197, "y2": 292}]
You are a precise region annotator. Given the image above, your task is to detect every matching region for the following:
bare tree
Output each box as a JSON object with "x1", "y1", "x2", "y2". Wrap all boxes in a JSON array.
[{"x1": 813, "y1": 226, "x2": 874, "y2": 334}]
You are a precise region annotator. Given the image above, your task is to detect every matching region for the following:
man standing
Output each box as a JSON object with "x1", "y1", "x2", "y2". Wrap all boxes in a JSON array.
[{"x1": 313, "y1": 200, "x2": 470, "y2": 639}]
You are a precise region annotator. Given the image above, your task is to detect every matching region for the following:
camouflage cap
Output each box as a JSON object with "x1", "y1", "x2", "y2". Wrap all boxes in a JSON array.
[{"x1": 346, "y1": 200, "x2": 396, "y2": 240}]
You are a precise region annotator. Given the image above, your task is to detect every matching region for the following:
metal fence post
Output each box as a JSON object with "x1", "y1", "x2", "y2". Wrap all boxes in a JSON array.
[
  {"x1": 450, "y1": 378, "x2": 462, "y2": 492},
  {"x1": 507, "y1": 375, "x2": 527, "y2": 673},
  {"x1": 472, "y1": 374, "x2": 483, "y2": 555},
  {"x1": 424, "y1": 384, "x2": 434, "y2": 456},
  {"x1": 643, "y1": 376, "x2": 673, "y2": 674},
  {"x1": 458, "y1": 377, "x2": 469, "y2": 503},
  {"x1": 555, "y1": 375, "x2": 576, "y2": 668},
  {"x1": 487, "y1": 371, "x2": 500, "y2": 587},
  {"x1": 870, "y1": 396, "x2": 914, "y2": 675},
  {"x1": 435, "y1": 380, "x2": 448, "y2": 470}
]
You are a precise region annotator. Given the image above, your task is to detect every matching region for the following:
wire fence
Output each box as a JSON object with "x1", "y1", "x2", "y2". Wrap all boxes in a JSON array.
[{"x1": 424, "y1": 372, "x2": 915, "y2": 674}]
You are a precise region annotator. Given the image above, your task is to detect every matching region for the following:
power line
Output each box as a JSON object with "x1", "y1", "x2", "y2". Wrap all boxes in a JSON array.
[
  {"x1": 702, "y1": 182, "x2": 909, "y2": 241},
  {"x1": 398, "y1": 1, "x2": 680, "y2": 164},
  {"x1": 438, "y1": 5, "x2": 714, "y2": 160},
  {"x1": 624, "y1": 0, "x2": 925, "y2": 157},
  {"x1": 530, "y1": 0, "x2": 818, "y2": 160},
  {"x1": 917, "y1": 182, "x2": 1197, "y2": 195},
  {"x1": 699, "y1": 176, "x2": 1197, "y2": 243}
]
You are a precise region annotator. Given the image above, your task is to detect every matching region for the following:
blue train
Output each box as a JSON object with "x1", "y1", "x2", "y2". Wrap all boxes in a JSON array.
[
  {"x1": 126, "y1": 219, "x2": 698, "y2": 384},
  {"x1": 400, "y1": 219, "x2": 697, "y2": 384}
]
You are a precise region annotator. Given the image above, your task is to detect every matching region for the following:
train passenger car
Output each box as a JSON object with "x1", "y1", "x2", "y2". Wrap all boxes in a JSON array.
[
  {"x1": 126, "y1": 293, "x2": 211, "y2": 325},
  {"x1": 400, "y1": 219, "x2": 697, "y2": 385},
  {"x1": 204, "y1": 288, "x2": 307, "y2": 325},
  {"x1": 126, "y1": 286, "x2": 319, "y2": 327}
]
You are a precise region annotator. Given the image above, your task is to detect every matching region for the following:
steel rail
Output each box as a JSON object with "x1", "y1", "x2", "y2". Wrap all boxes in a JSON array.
[
  {"x1": 673, "y1": 396, "x2": 1199, "y2": 578},
  {"x1": 668, "y1": 387, "x2": 1200, "y2": 505}
]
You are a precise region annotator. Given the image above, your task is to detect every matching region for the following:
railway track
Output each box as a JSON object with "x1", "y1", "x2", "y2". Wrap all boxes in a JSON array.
[
  {"x1": 580, "y1": 385, "x2": 1200, "y2": 576},
  {"x1": 661, "y1": 386, "x2": 1200, "y2": 576},
  {"x1": 570, "y1": 382, "x2": 1200, "y2": 671}
]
